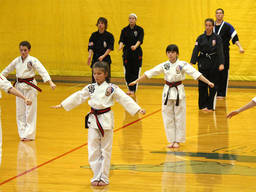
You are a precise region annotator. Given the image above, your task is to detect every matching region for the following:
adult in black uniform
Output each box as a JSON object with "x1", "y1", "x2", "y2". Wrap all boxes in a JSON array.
[
  {"x1": 88, "y1": 17, "x2": 114, "y2": 82},
  {"x1": 214, "y1": 8, "x2": 244, "y2": 99},
  {"x1": 119, "y1": 13, "x2": 144, "y2": 96},
  {"x1": 190, "y1": 18, "x2": 225, "y2": 111}
]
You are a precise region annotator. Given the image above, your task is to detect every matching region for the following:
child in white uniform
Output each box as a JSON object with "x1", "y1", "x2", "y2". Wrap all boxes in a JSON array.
[
  {"x1": 0, "y1": 73, "x2": 32, "y2": 165},
  {"x1": 52, "y1": 61, "x2": 145, "y2": 186},
  {"x1": 130, "y1": 44, "x2": 214, "y2": 148},
  {"x1": 227, "y1": 97, "x2": 256, "y2": 118},
  {"x1": 1, "y1": 41, "x2": 56, "y2": 141}
]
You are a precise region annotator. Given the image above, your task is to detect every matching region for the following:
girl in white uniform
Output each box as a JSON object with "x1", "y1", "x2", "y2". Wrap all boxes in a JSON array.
[
  {"x1": 0, "y1": 73, "x2": 32, "y2": 165},
  {"x1": 1, "y1": 41, "x2": 56, "y2": 141},
  {"x1": 130, "y1": 44, "x2": 214, "y2": 148},
  {"x1": 52, "y1": 61, "x2": 145, "y2": 186},
  {"x1": 227, "y1": 97, "x2": 256, "y2": 118}
]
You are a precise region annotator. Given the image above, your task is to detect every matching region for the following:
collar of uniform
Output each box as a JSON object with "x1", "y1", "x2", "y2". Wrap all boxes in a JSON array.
[
  {"x1": 20, "y1": 54, "x2": 31, "y2": 63},
  {"x1": 128, "y1": 24, "x2": 137, "y2": 30},
  {"x1": 96, "y1": 81, "x2": 108, "y2": 87},
  {"x1": 169, "y1": 58, "x2": 179, "y2": 65}
]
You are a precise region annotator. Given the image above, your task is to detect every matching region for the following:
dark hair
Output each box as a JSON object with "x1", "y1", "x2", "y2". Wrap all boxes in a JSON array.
[
  {"x1": 216, "y1": 8, "x2": 224, "y2": 14},
  {"x1": 96, "y1": 17, "x2": 108, "y2": 30},
  {"x1": 92, "y1": 61, "x2": 110, "y2": 82},
  {"x1": 205, "y1": 18, "x2": 214, "y2": 26},
  {"x1": 166, "y1": 44, "x2": 179, "y2": 54},
  {"x1": 19, "y1": 41, "x2": 31, "y2": 50}
]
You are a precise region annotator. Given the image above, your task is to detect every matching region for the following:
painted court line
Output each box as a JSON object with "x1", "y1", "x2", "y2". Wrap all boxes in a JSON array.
[{"x1": 0, "y1": 108, "x2": 161, "y2": 186}]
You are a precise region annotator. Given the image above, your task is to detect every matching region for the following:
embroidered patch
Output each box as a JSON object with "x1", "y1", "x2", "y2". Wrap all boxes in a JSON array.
[
  {"x1": 103, "y1": 41, "x2": 107, "y2": 48},
  {"x1": 105, "y1": 86, "x2": 114, "y2": 96},
  {"x1": 212, "y1": 40, "x2": 216, "y2": 46},
  {"x1": 27, "y1": 61, "x2": 33, "y2": 70},
  {"x1": 134, "y1": 31, "x2": 138, "y2": 37},
  {"x1": 164, "y1": 63, "x2": 170, "y2": 70},
  {"x1": 176, "y1": 65, "x2": 183, "y2": 74},
  {"x1": 88, "y1": 84, "x2": 95, "y2": 94}
]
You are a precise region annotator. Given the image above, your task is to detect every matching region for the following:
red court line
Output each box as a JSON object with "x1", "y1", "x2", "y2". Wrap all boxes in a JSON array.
[{"x1": 0, "y1": 108, "x2": 161, "y2": 186}]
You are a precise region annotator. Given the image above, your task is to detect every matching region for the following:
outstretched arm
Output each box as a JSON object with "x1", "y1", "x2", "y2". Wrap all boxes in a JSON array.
[
  {"x1": 8, "y1": 87, "x2": 32, "y2": 105},
  {"x1": 235, "y1": 41, "x2": 244, "y2": 53},
  {"x1": 227, "y1": 100, "x2": 256, "y2": 119},
  {"x1": 129, "y1": 74, "x2": 148, "y2": 86},
  {"x1": 197, "y1": 75, "x2": 214, "y2": 88}
]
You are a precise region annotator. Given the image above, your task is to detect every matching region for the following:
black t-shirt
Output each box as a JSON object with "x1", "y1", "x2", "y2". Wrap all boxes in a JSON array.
[{"x1": 88, "y1": 30, "x2": 114, "y2": 65}]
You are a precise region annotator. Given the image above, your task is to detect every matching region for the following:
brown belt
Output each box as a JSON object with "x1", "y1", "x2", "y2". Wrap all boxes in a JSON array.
[
  {"x1": 13, "y1": 77, "x2": 42, "y2": 92},
  {"x1": 85, "y1": 107, "x2": 111, "y2": 137},
  {"x1": 164, "y1": 81, "x2": 182, "y2": 106}
]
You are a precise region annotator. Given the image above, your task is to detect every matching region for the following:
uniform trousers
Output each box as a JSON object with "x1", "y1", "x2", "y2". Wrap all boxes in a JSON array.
[
  {"x1": 123, "y1": 57, "x2": 142, "y2": 92},
  {"x1": 217, "y1": 49, "x2": 229, "y2": 97},
  {"x1": 16, "y1": 84, "x2": 38, "y2": 140},
  {"x1": 198, "y1": 67, "x2": 217, "y2": 110},
  {"x1": 88, "y1": 128, "x2": 113, "y2": 184},
  {"x1": 162, "y1": 99, "x2": 186, "y2": 143}
]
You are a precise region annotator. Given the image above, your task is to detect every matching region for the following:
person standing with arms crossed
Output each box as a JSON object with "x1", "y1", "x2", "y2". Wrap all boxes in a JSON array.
[
  {"x1": 88, "y1": 17, "x2": 114, "y2": 82},
  {"x1": 214, "y1": 8, "x2": 244, "y2": 99},
  {"x1": 190, "y1": 18, "x2": 225, "y2": 111},
  {"x1": 119, "y1": 13, "x2": 144, "y2": 96}
]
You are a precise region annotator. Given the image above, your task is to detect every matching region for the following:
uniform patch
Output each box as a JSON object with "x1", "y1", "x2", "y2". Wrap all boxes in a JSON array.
[
  {"x1": 103, "y1": 41, "x2": 107, "y2": 48},
  {"x1": 88, "y1": 84, "x2": 95, "y2": 94},
  {"x1": 89, "y1": 42, "x2": 94, "y2": 46},
  {"x1": 176, "y1": 65, "x2": 183, "y2": 74},
  {"x1": 164, "y1": 63, "x2": 170, "y2": 70},
  {"x1": 105, "y1": 86, "x2": 114, "y2": 96},
  {"x1": 27, "y1": 61, "x2": 33, "y2": 70},
  {"x1": 134, "y1": 31, "x2": 138, "y2": 37}
]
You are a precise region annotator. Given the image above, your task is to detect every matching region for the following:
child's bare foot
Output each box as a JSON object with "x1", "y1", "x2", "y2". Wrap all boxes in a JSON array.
[
  {"x1": 91, "y1": 181, "x2": 99, "y2": 186},
  {"x1": 167, "y1": 143, "x2": 174, "y2": 148},
  {"x1": 201, "y1": 108, "x2": 208, "y2": 111},
  {"x1": 98, "y1": 180, "x2": 108, "y2": 186},
  {"x1": 172, "y1": 142, "x2": 180, "y2": 148}
]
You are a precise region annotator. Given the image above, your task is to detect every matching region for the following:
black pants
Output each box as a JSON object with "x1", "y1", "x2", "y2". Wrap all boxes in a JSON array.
[
  {"x1": 217, "y1": 50, "x2": 229, "y2": 97},
  {"x1": 123, "y1": 56, "x2": 142, "y2": 92},
  {"x1": 198, "y1": 67, "x2": 218, "y2": 110}
]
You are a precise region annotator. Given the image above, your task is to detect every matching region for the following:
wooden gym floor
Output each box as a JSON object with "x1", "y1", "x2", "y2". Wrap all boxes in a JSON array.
[{"x1": 0, "y1": 82, "x2": 255, "y2": 192}]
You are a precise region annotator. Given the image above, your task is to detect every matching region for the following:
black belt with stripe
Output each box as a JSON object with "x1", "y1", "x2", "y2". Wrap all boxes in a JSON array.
[
  {"x1": 85, "y1": 107, "x2": 111, "y2": 137},
  {"x1": 164, "y1": 81, "x2": 182, "y2": 106},
  {"x1": 13, "y1": 77, "x2": 42, "y2": 92}
]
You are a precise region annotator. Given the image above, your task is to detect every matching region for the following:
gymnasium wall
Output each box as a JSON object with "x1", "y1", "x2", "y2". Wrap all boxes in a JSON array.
[{"x1": 0, "y1": 0, "x2": 255, "y2": 81}]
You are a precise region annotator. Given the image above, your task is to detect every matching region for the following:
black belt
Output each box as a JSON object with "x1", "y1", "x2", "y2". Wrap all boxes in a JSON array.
[
  {"x1": 164, "y1": 81, "x2": 182, "y2": 106},
  {"x1": 13, "y1": 77, "x2": 42, "y2": 92},
  {"x1": 200, "y1": 52, "x2": 216, "y2": 60},
  {"x1": 85, "y1": 107, "x2": 111, "y2": 137}
]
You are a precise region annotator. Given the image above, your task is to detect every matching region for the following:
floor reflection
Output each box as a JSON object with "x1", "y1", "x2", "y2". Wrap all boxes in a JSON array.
[
  {"x1": 119, "y1": 109, "x2": 143, "y2": 162},
  {"x1": 16, "y1": 141, "x2": 38, "y2": 192}
]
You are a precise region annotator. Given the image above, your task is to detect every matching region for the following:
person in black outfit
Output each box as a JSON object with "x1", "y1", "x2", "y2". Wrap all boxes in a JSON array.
[
  {"x1": 214, "y1": 8, "x2": 244, "y2": 99},
  {"x1": 119, "y1": 13, "x2": 144, "y2": 96},
  {"x1": 190, "y1": 18, "x2": 225, "y2": 111},
  {"x1": 88, "y1": 17, "x2": 114, "y2": 82}
]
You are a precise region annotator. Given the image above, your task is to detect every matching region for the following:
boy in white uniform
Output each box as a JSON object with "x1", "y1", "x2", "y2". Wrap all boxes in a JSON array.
[
  {"x1": 0, "y1": 73, "x2": 32, "y2": 165},
  {"x1": 52, "y1": 61, "x2": 145, "y2": 186},
  {"x1": 130, "y1": 44, "x2": 214, "y2": 148},
  {"x1": 1, "y1": 41, "x2": 56, "y2": 141},
  {"x1": 227, "y1": 97, "x2": 256, "y2": 118}
]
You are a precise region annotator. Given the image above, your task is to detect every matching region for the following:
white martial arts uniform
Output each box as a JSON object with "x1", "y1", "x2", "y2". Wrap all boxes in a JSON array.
[
  {"x1": 61, "y1": 81, "x2": 141, "y2": 184},
  {"x1": 253, "y1": 97, "x2": 256, "y2": 103},
  {"x1": 0, "y1": 73, "x2": 13, "y2": 166},
  {"x1": 144, "y1": 59, "x2": 201, "y2": 143},
  {"x1": 2, "y1": 55, "x2": 52, "y2": 140}
]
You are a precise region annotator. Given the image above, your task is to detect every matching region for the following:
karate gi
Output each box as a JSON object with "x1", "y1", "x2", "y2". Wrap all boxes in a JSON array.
[
  {"x1": 0, "y1": 73, "x2": 13, "y2": 166},
  {"x1": 119, "y1": 24, "x2": 144, "y2": 92},
  {"x1": 253, "y1": 97, "x2": 256, "y2": 103},
  {"x1": 2, "y1": 55, "x2": 52, "y2": 140},
  {"x1": 61, "y1": 81, "x2": 141, "y2": 184},
  {"x1": 144, "y1": 59, "x2": 201, "y2": 143},
  {"x1": 214, "y1": 21, "x2": 240, "y2": 97}
]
